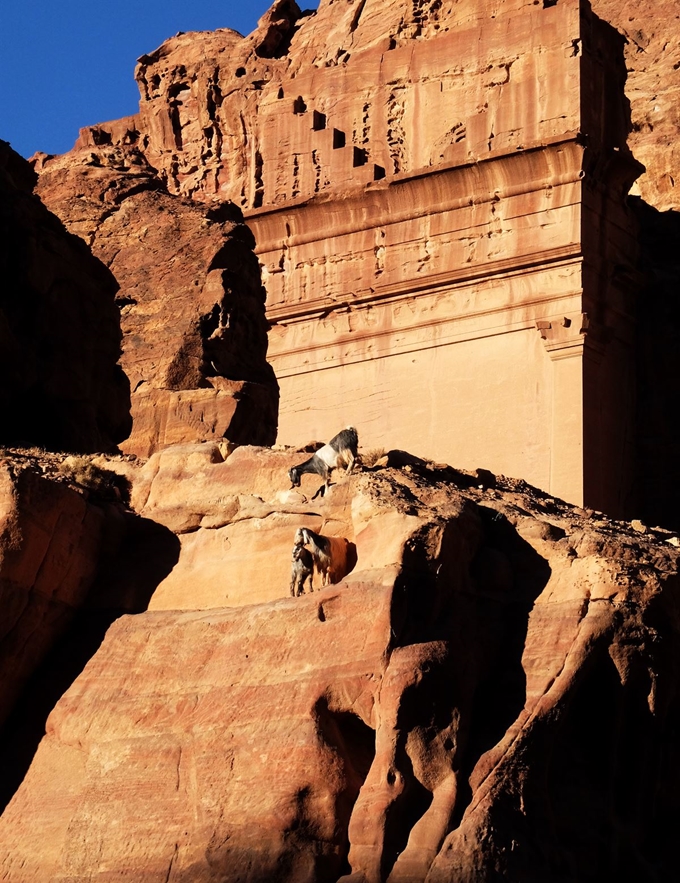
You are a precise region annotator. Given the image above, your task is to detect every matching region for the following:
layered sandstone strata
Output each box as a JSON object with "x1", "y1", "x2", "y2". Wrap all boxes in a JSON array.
[
  {"x1": 0, "y1": 443, "x2": 678, "y2": 881},
  {"x1": 40, "y1": 0, "x2": 644, "y2": 516},
  {"x1": 32, "y1": 0, "x2": 680, "y2": 522},
  {"x1": 0, "y1": 142, "x2": 131, "y2": 452},
  {"x1": 34, "y1": 148, "x2": 279, "y2": 457}
]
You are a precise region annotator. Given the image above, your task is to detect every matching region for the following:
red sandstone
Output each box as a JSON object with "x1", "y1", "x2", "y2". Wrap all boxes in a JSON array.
[
  {"x1": 32, "y1": 0, "x2": 679, "y2": 519},
  {"x1": 0, "y1": 444, "x2": 679, "y2": 880}
]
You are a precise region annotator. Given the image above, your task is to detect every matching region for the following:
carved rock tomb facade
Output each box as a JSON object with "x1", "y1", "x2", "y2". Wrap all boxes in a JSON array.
[{"x1": 244, "y1": 0, "x2": 641, "y2": 516}]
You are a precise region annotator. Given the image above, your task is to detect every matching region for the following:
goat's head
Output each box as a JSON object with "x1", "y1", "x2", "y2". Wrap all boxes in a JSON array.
[
  {"x1": 288, "y1": 466, "x2": 300, "y2": 487},
  {"x1": 293, "y1": 527, "x2": 305, "y2": 546}
]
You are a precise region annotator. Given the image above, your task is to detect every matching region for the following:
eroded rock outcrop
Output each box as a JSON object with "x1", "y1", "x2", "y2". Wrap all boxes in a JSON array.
[
  {"x1": 592, "y1": 0, "x2": 680, "y2": 212},
  {"x1": 34, "y1": 148, "x2": 278, "y2": 457},
  {"x1": 0, "y1": 456, "x2": 108, "y2": 729},
  {"x1": 0, "y1": 443, "x2": 678, "y2": 882},
  {"x1": 44, "y1": 0, "x2": 679, "y2": 216},
  {"x1": 0, "y1": 446, "x2": 181, "y2": 809},
  {"x1": 0, "y1": 141, "x2": 131, "y2": 452},
  {"x1": 0, "y1": 445, "x2": 181, "y2": 707}
]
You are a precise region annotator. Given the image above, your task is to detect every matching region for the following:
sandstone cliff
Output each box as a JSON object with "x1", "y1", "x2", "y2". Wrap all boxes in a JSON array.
[
  {"x1": 33, "y1": 146, "x2": 279, "y2": 457},
  {"x1": 41, "y1": 0, "x2": 679, "y2": 216},
  {"x1": 0, "y1": 442, "x2": 678, "y2": 881},
  {"x1": 30, "y1": 0, "x2": 680, "y2": 524},
  {"x1": 2, "y1": 1, "x2": 680, "y2": 879},
  {"x1": 0, "y1": 142, "x2": 131, "y2": 452}
]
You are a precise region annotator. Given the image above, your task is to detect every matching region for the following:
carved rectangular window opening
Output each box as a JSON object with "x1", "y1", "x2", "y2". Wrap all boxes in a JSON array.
[
  {"x1": 313, "y1": 110, "x2": 327, "y2": 131},
  {"x1": 333, "y1": 129, "x2": 346, "y2": 149},
  {"x1": 353, "y1": 147, "x2": 368, "y2": 167},
  {"x1": 373, "y1": 165, "x2": 386, "y2": 180}
]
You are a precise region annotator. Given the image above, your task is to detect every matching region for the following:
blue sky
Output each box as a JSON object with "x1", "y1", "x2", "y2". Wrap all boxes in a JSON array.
[{"x1": 1, "y1": 1, "x2": 318, "y2": 160}]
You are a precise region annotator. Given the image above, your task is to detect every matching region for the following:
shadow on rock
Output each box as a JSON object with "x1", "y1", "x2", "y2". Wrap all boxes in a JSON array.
[
  {"x1": 359, "y1": 500, "x2": 551, "y2": 881},
  {"x1": 0, "y1": 513, "x2": 179, "y2": 813},
  {"x1": 629, "y1": 198, "x2": 680, "y2": 531},
  {"x1": 452, "y1": 505, "x2": 552, "y2": 799}
]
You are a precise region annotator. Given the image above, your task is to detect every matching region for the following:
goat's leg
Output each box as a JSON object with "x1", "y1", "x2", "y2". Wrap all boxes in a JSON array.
[
  {"x1": 311, "y1": 462, "x2": 330, "y2": 500},
  {"x1": 346, "y1": 452, "x2": 355, "y2": 474},
  {"x1": 290, "y1": 573, "x2": 296, "y2": 597}
]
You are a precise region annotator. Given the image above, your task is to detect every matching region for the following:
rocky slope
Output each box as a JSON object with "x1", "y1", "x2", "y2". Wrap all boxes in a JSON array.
[
  {"x1": 0, "y1": 141, "x2": 131, "y2": 452},
  {"x1": 0, "y1": 442, "x2": 678, "y2": 882}
]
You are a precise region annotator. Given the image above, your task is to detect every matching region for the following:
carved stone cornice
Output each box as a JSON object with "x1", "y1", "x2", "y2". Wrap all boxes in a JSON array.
[{"x1": 536, "y1": 312, "x2": 612, "y2": 362}]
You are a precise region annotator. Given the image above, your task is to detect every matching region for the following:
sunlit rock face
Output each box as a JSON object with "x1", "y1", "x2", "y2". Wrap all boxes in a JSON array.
[
  {"x1": 0, "y1": 443, "x2": 679, "y2": 882},
  {"x1": 33, "y1": 145, "x2": 279, "y2": 458},
  {"x1": 31, "y1": 0, "x2": 680, "y2": 524},
  {"x1": 1, "y1": 1, "x2": 679, "y2": 879},
  {"x1": 0, "y1": 141, "x2": 131, "y2": 453}
]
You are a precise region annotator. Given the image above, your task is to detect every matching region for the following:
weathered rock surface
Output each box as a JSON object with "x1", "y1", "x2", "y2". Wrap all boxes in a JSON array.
[
  {"x1": 30, "y1": 0, "x2": 680, "y2": 523},
  {"x1": 0, "y1": 443, "x2": 678, "y2": 881},
  {"x1": 0, "y1": 446, "x2": 182, "y2": 722},
  {"x1": 34, "y1": 148, "x2": 279, "y2": 457},
  {"x1": 47, "y1": 0, "x2": 680, "y2": 216},
  {"x1": 0, "y1": 141, "x2": 131, "y2": 452},
  {"x1": 108, "y1": 441, "x2": 359, "y2": 608},
  {"x1": 0, "y1": 456, "x2": 107, "y2": 728},
  {"x1": 592, "y1": 0, "x2": 680, "y2": 212},
  {"x1": 0, "y1": 446, "x2": 181, "y2": 809}
]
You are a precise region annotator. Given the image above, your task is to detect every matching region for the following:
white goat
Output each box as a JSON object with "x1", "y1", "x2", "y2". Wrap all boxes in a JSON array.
[{"x1": 288, "y1": 426, "x2": 358, "y2": 499}]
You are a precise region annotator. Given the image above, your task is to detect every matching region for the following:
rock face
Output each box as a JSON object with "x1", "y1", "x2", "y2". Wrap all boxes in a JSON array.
[
  {"x1": 34, "y1": 148, "x2": 279, "y2": 458},
  {"x1": 0, "y1": 456, "x2": 107, "y2": 728},
  {"x1": 591, "y1": 0, "x2": 680, "y2": 212},
  {"x1": 34, "y1": 0, "x2": 657, "y2": 519},
  {"x1": 30, "y1": 0, "x2": 680, "y2": 523},
  {"x1": 0, "y1": 443, "x2": 678, "y2": 882},
  {"x1": 0, "y1": 446, "x2": 181, "y2": 812},
  {"x1": 0, "y1": 448, "x2": 181, "y2": 729},
  {"x1": 64, "y1": 0, "x2": 680, "y2": 219},
  {"x1": 0, "y1": 141, "x2": 131, "y2": 452}
]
